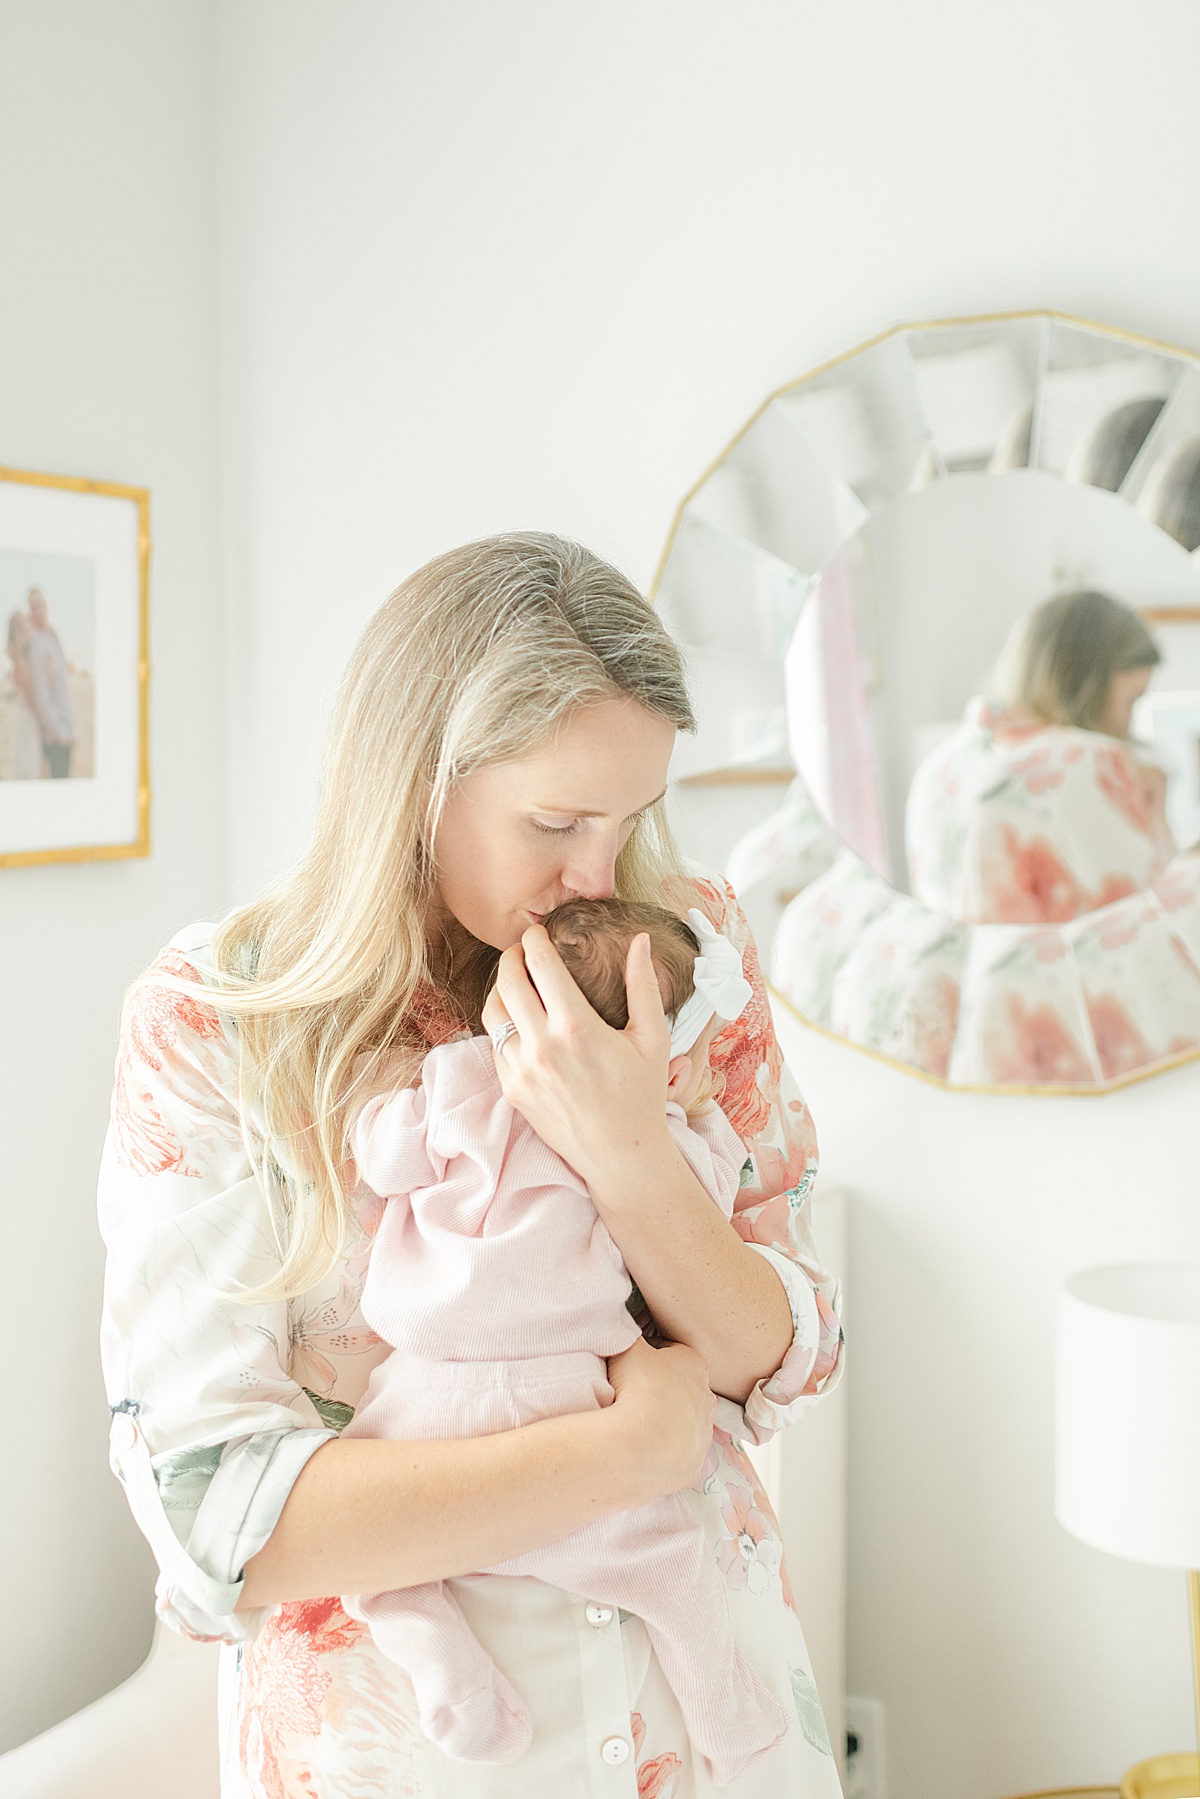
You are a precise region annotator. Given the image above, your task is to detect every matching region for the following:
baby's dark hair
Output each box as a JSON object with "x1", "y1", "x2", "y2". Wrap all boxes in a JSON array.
[{"x1": 543, "y1": 898, "x2": 699, "y2": 1030}]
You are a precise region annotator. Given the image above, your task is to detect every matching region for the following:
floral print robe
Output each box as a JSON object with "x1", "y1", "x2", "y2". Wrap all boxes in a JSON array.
[
  {"x1": 905, "y1": 697, "x2": 1174, "y2": 925},
  {"x1": 755, "y1": 741, "x2": 1200, "y2": 1088},
  {"x1": 97, "y1": 873, "x2": 844, "y2": 1799}
]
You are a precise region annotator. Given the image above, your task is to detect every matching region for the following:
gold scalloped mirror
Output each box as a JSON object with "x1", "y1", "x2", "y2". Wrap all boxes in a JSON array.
[{"x1": 655, "y1": 312, "x2": 1200, "y2": 1091}]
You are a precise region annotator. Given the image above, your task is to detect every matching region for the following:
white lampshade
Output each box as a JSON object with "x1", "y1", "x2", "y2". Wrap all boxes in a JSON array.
[{"x1": 1056, "y1": 1263, "x2": 1200, "y2": 1570}]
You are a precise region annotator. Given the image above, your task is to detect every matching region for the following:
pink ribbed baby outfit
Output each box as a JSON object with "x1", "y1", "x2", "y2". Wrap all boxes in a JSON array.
[{"x1": 341, "y1": 1034, "x2": 790, "y2": 1786}]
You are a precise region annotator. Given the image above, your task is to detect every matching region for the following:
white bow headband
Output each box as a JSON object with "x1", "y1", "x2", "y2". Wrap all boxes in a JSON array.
[{"x1": 668, "y1": 909, "x2": 752, "y2": 1054}]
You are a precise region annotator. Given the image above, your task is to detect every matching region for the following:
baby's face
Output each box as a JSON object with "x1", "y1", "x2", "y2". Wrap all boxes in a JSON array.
[{"x1": 668, "y1": 1015, "x2": 721, "y2": 1109}]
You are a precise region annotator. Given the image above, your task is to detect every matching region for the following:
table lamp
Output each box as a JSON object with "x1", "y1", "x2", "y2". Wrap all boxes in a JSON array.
[{"x1": 1056, "y1": 1263, "x2": 1200, "y2": 1799}]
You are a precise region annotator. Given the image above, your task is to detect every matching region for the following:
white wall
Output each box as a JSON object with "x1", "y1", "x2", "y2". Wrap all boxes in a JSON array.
[
  {"x1": 215, "y1": 0, "x2": 1200, "y2": 895},
  {"x1": 776, "y1": 1004, "x2": 1200, "y2": 1799},
  {"x1": 0, "y1": 0, "x2": 226, "y2": 1754}
]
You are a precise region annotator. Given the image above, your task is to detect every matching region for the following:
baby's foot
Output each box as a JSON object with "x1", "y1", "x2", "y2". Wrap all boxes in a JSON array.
[
  {"x1": 420, "y1": 1666, "x2": 533, "y2": 1765},
  {"x1": 701, "y1": 1653, "x2": 791, "y2": 1787}
]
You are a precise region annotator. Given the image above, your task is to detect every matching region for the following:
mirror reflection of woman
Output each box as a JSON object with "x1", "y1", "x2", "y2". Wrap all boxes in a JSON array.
[
  {"x1": 906, "y1": 589, "x2": 1174, "y2": 924},
  {"x1": 5, "y1": 609, "x2": 45, "y2": 780}
]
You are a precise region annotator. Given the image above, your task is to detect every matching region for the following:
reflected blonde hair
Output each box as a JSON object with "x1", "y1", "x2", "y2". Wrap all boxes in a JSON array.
[
  {"x1": 154, "y1": 533, "x2": 695, "y2": 1298},
  {"x1": 992, "y1": 588, "x2": 1159, "y2": 733}
]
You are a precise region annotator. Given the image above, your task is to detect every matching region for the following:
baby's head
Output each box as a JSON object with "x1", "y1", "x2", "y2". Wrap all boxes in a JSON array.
[{"x1": 543, "y1": 897, "x2": 741, "y2": 1112}]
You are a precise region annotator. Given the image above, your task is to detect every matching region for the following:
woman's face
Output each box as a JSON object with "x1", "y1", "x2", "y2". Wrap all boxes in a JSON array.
[
  {"x1": 433, "y1": 696, "x2": 676, "y2": 950},
  {"x1": 1101, "y1": 666, "x2": 1153, "y2": 738}
]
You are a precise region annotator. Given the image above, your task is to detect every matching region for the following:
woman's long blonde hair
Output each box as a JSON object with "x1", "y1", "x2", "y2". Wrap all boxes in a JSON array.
[
  {"x1": 992, "y1": 588, "x2": 1159, "y2": 733},
  {"x1": 159, "y1": 533, "x2": 695, "y2": 1299}
]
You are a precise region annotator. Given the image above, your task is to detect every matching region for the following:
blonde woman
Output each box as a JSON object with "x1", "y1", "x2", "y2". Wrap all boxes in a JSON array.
[
  {"x1": 98, "y1": 534, "x2": 843, "y2": 1798},
  {"x1": 906, "y1": 588, "x2": 1173, "y2": 923}
]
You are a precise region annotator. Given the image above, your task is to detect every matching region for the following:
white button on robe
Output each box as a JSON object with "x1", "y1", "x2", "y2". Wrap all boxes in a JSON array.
[
  {"x1": 586, "y1": 1601, "x2": 615, "y2": 1627},
  {"x1": 601, "y1": 1735, "x2": 631, "y2": 1765}
]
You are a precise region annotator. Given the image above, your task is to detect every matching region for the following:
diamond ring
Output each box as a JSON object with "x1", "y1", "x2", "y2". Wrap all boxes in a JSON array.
[{"x1": 490, "y1": 1020, "x2": 519, "y2": 1056}]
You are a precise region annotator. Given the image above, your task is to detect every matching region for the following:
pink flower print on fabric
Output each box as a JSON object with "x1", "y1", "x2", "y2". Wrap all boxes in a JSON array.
[
  {"x1": 986, "y1": 826, "x2": 1137, "y2": 925},
  {"x1": 718, "y1": 1439, "x2": 800, "y2": 1616},
  {"x1": 734, "y1": 1163, "x2": 812, "y2": 1259},
  {"x1": 690, "y1": 879, "x2": 782, "y2": 1126},
  {"x1": 803, "y1": 1288, "x2": 844, "y2": 1396},
  {"x1": 343, "y1": 1188, "x2": 388, "y2": 1292},
  {"x1": 989, "y1": 994, "x2": 1094, "y2": 1084},
  {"x1": 238, "y1": 1597, "x2": 361, "y2": 1799},
  {"x1": 748, "y1": 1134, "x2": 816, "y2": 1215},
  {"x1": 716, "y1": 1482, "x2": 782, "y2": 1596},
  {"x1": 1020, "y1": 763, "x2": 1065, "y2": 797},
  {"x1": 1154, "y1": 854, "x2": 1200, "y2": 914},
  {"x1": 631, "y1": 1710, "x2": 685, "y2": 1799},
  {"x1": 1095, "y1": 744, "x2": 1153, "y2": 833},
  {"x1": 1086, "y1": 991, "x2": 1157, "y2": 1081},
  {"x1": 288, "y1": 1281, "x2": 382, "y2": 1400},
  {"x1": 694, "y1": 1439, "x2": 722, "y2": 1498},
  {"x1": 112, "y1": 949, "x2": 224, "y2": 1178}
]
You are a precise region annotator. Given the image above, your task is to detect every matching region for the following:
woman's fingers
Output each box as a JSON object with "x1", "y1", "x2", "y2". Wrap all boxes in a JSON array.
[
  {"x1": 519, "y1": 925, "x2": 593, "y2": 1020},
  {"x1": 480, "y1": 983, "x2": 505, "y2": 1036},
  {"x1": 623, "y1": 931, "x2": 668, "y2": 1044},
  {"x1": 607, "y1": 1337, "x2": 715, "y2": 1496},
  {"x1": 491, "y1": 941, "x2": 551, "y2": 1040},
  {"x1": 480, "y1": 983, "x2": 511, "y2": 1039}
]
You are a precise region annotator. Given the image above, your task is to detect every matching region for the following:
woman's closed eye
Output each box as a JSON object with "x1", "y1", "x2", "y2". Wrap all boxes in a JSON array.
[{"x1": 529, "y1": 793, "x2": 662, "y2": 840}]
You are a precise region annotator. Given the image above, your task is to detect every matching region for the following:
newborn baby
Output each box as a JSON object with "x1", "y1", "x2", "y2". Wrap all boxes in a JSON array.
[{"x1": 340, "y1": 898, "x2": 790, "y2": 1786}]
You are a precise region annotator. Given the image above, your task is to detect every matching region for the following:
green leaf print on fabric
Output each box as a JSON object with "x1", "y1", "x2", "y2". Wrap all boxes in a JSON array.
[
  {"x1": 785, "y1": 1173, "x2": 815, "y2": 1213},
  {"x1": 789, "y1": 1666, "x2": 833, "y2": 1755},
  {"x1": 155, "y1": 1443, "x2": 224, "y2": 1512},
  {"x1": 301, "y1": 1387, "x2": 356, "y2": 1433}
]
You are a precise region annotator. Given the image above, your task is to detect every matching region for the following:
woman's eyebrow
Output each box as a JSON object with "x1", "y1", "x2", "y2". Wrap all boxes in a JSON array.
[{"x1": 532, "y1": 787, "x2": 667, "y2": 820}]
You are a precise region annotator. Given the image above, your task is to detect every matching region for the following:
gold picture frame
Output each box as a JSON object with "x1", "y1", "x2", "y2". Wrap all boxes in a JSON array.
[{"x1": 0, "y1": 464, "x2": 150, "y2": 869}]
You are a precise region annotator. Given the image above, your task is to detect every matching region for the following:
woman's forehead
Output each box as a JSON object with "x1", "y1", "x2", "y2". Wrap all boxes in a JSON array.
[
  {"x1": 505, "y1": 760, "x2": 668, "y2": 818},
  {"x1": 497, "y1": 700, "x2": 674, "y2": 811}
]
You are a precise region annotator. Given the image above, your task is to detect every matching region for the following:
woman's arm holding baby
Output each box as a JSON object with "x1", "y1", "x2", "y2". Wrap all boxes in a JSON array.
[
  {"x1": 483, "y1": 928, "x2": 793, "y2": 1404},
  {"x1": 239, "y1": 1336, "x2": 713, "y2": 1610},
  {"x1": 588, "y1": 1134, "x2": 791, "y2": 1403}
]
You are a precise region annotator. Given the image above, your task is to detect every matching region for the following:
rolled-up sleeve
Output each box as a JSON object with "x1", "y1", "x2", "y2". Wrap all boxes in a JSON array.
[
  {"x1": 98, "y1": 934, "x2": 336, "y2": 1642},
  {"x1": 691, "y1": 872, "x2": 845, "y2": 1447}
]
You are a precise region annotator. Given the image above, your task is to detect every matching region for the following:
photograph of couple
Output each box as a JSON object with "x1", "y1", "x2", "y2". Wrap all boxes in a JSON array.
[{"x1": 0, "y1": 550, "x2": 95, "y2": 782}]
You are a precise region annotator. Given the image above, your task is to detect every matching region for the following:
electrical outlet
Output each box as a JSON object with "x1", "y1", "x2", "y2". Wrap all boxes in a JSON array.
[{"x1": 844, "y1": 1696, "x2": 886, "y2": 1799}]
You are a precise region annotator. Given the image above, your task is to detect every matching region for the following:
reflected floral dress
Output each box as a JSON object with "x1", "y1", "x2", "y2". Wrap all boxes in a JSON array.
[
  {"x1": 906, "y1": 697, "x2": 1174, "y2": 924},
  {"x1": 97, "y1": 872, "x2": 844, "y2": 1798}
]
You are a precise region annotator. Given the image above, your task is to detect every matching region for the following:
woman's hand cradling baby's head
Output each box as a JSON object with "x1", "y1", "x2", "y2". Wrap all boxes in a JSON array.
[{"x1": 481, "y1": 924, "x2": 676, "y2": 1190}]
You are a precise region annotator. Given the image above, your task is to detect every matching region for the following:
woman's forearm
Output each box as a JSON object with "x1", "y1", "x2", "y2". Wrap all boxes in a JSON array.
[
  {"x1": 237, "y1": 1404, "x2": 644, "y2": 1613},
  {"x1": 589, "y1": 1138, "x2": 794, "y2": 1404}
]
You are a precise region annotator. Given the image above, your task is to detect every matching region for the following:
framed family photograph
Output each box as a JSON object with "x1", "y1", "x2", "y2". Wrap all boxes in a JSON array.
[{"x1": 0, "y1": 465, "x2": 149, "y2": 867}]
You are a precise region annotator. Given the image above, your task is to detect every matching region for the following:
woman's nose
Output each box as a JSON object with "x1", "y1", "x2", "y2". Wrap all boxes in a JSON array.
[{"x1": 562, "y1": 836, "x2": 618, "y2": 900}]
